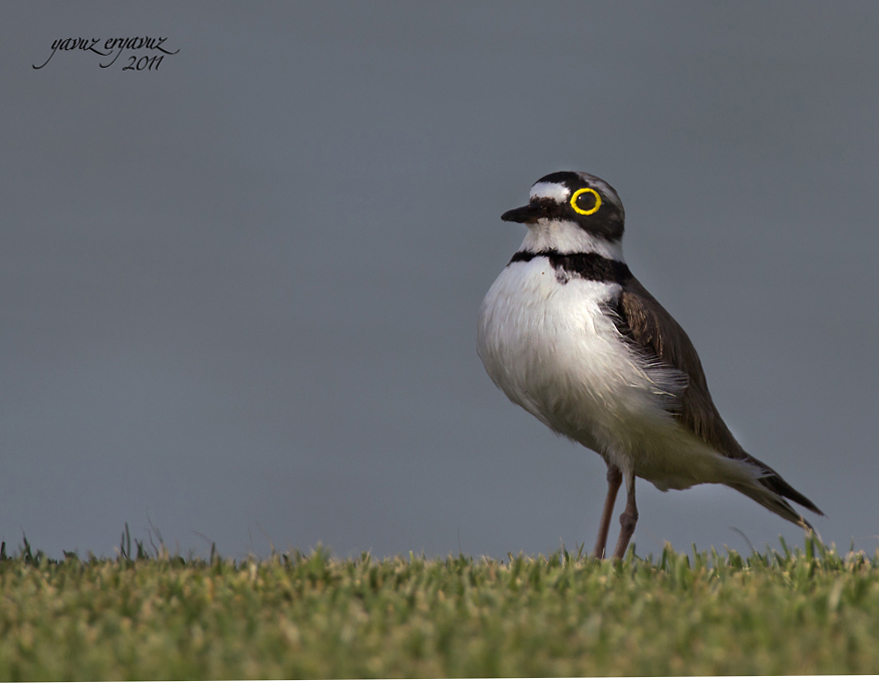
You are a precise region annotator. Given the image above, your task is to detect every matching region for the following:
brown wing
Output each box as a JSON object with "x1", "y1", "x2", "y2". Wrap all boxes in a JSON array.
[
  {"x1": 616, "y1": 276, "x2": 823, "y2": 517},
  {"x1": 617, "y1": 276, "x2": 745, "y2": 456}
]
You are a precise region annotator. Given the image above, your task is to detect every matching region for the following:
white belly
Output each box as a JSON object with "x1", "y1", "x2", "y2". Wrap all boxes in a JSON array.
[{"x1": 477, "y1": 258, "x2": 754, "y2": 490}]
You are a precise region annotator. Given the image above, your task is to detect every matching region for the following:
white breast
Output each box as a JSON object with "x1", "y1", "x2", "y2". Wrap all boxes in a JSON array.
[{"x1": 477, "y1": 257, "x2": 748, "y2": 489}]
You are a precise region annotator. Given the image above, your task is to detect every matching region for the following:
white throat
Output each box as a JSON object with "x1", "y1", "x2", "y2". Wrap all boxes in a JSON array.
[{"x1": 520, "y1": 219, "x2": 625, "y2": 262}]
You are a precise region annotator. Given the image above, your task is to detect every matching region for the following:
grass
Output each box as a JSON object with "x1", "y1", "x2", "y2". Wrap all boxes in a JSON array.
[{"x1": 1, "y1": 532, "x2": 878, "y2": 678}]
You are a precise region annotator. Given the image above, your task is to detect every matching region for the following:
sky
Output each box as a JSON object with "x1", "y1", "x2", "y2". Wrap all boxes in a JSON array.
[{"x1": 3, "y1": 1, "x2": 878, "y2": 561}]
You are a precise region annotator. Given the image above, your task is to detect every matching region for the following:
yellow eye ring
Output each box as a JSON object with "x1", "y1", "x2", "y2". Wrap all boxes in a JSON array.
[{"x1": 570, "y1": 187, "x2": 601, "y2": 216}]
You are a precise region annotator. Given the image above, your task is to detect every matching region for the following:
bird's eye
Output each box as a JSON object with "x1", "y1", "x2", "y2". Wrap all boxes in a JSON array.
[{"x1": 570, "y1": 188, "x2": 601, "y2": 216}]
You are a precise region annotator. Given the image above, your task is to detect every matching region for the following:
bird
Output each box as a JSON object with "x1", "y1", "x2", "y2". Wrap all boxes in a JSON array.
[{"x1": 477, "y1": 171, "x2": 822, "y2": 560}]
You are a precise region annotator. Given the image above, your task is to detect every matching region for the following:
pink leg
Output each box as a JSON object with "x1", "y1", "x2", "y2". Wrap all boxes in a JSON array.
[
  {"x1": 593, "y1": 464, "x2": 622, "y2": 559},
  {"x1": 612, "y1": 470, "x2": 638, "y2": 560}
]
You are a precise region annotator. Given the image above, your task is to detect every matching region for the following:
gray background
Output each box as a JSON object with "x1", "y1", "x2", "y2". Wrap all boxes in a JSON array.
[{"x1": 3, "y1": 1, "x2": 877, "y2": 560}]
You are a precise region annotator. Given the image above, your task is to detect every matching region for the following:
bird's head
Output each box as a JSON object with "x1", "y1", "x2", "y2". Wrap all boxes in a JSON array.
[{"x1": 502, "y1": 171, "x2": 626, "y2": 256}]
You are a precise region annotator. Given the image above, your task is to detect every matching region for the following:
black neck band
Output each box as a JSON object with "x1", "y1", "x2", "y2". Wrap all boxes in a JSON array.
[{"x1": 509, "y1": 249, "x2": 632, "y2": 284}]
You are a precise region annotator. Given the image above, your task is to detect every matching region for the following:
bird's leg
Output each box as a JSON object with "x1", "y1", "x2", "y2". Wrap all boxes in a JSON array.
[
  {"x1": 612, "y1": 470, "x2": 638, "y2": 560},
  {"x1": 592, "y1": 464, "x2": 622, "y2": 559}
]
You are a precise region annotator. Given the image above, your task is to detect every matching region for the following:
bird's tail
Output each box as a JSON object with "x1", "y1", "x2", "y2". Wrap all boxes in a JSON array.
[{"x1": 729, "y1": 453, "x2": 824, "y2": 530}]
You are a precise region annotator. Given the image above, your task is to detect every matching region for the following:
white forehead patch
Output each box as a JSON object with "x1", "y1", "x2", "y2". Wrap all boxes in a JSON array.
[{"x1": 529, "y1": 182, "x2": 570, "y2": 203}]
